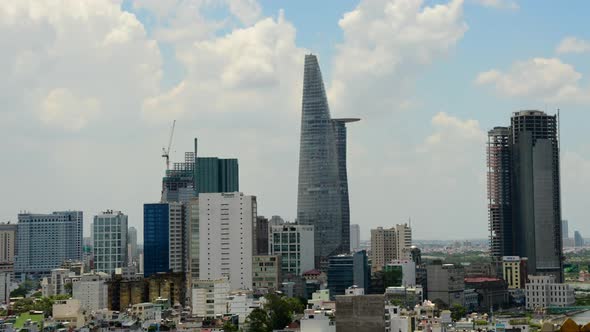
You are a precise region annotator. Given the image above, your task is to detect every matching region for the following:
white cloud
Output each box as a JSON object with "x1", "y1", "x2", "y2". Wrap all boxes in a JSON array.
[
  {"x1": 227, "y1": 0, "x2": 262, "y2": 26},
  {"x1": 0, "y1": 0, "x2": 162, "y2": 130},
  {"x1": 475, "y1": 57, "x2": 590, "y2": 104},
  {"x1": 472, "y1": 0, "x2": 519, "y2": 10},
  {"x1": 556, "y1": 36, "x2": 590, "y2": 55},
  {"x1": 329, "y1": 0, "x2": 468, "y2": 115},
  {"x1": 142, "y1": 10, "x2": 306, "y2": 121},
  {"x1": 39, "y1": 88, "x2": 101, "y2": 131}
]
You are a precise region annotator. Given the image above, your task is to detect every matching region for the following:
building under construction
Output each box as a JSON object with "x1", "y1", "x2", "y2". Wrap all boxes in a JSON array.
[{"x1": 487, "y1": 111, "x2": 563, "y2": 282}]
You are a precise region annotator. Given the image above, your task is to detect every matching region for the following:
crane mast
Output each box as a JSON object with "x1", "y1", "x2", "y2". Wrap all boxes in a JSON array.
[{"x1": 162, "y1": 120, "x2": 176, "y2": 170}]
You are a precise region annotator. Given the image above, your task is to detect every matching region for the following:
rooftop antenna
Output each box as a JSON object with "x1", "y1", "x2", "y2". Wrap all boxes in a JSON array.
[{"x1": 162, "y1": 120, "x2": 176, "y2": 170}]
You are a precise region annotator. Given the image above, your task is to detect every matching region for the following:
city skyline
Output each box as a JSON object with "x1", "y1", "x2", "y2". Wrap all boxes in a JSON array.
[{"x1": 2, "y1": 1, "x2": 590, "y2": 242}]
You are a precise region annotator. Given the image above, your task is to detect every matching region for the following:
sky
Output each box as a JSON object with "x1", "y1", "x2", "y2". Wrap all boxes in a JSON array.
[{"x1": 1, "y1": 0, "x2": 589, "y2": 242}]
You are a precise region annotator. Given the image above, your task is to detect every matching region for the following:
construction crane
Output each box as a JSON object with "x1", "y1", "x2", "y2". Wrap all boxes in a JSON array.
[{"x1": 162, "y1": 120, "x2": 176, "y2": 170}]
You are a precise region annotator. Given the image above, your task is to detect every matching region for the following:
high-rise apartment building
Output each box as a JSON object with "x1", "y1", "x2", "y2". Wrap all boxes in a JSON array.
[
  {"x1": 297, "y1": 54, "x2": 359, "y2": 269},
  {"x1": 198, "y1": 192, "x2": 255, "y2": 290},
  {"x1": 350, "y1": 224, "x2": 360, "y2": 252},
  {"x1": 487, "y1": 111, "x2": 563, "y2": 281},
  {"x1": 0, "y1": 223, "x2": 17, "y2": 264},
  {"x1": 561, "y1": 220, "x2": 569, "y2": 240},
  {"x1": 370, "y1": 224, "x2": 412, "y2": 273},
  {"x1": 269, "y1": 224, "x2": 315, "y2": 276},
  {"x1": 16, "y1": 211, "x2": 83, "y2": 277},
  {"x1": 143, "y1": 202, "x2": 186, "y2": 277},
  {"x1": 93, "y1": 211, "x2": 128, "y2": 275}
]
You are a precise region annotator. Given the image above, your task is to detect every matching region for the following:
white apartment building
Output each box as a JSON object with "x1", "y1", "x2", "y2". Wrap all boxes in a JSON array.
[
  {"x1": 198, "y1": 192, "x2": 255, "y2": 290},
  {"x1": 350, "y1": 224, "x2": 360, "y2": 252},
  {"x1": 525, "y1": 275, "x2": 574, "y2": 310},
  {"x1": 192, "y1": 278, "x2": 231, "y2": 317},
  {"x1": 72, "y1": 272, "x2": 109, "y2": 312},
  {"x1": 300, "y1": 308, "x2": 336, "y2": 332},
  {"x1": 370, "y1": 224, "x2": 412, "y2": 273},
  {"x1": 93, "y1": 211, "x2": 128, "y2": 274},
  {"x1": 395, "y1": 224, "x2": 412, "y2": 260},
  {"x1": 269, "y1": 224, "x2": 314, "y2": 276}
]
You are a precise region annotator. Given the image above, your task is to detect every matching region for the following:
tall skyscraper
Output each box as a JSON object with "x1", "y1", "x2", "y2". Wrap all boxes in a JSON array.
[
  {"x1": 143, "y1": 202, "x2": 186, "y2": 277},
  {"x1": 16, "y1": 211, "x2": 83, "y2": 277},
  {"x1": 93, "y1": 211, "x2": 128, "y2": 274},
  {"x1": 297, "y1": 54, "x2": 359, "y2": 269},
  {"x1": 350, "y1": 224, "x2": 360, "y2": 252},
  {"x1": 487, "y1": 126, "x2": 513, "y2": 259},
  {"x1": 487, "y1": 110, "x2": 563, "y2": 281},
  {"x1": 198, "y1": 192, "x2": 255, "y2": 290}
]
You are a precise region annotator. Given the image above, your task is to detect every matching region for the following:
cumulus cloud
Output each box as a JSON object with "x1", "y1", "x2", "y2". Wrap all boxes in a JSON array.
[
  {"x1": 329, "y1": 0, "x2": 468, "y2": 115},
  {"x1": 227, "y1": 0, "x2": 262, "y2": 26},
  {"x1": 369, "y1": 112, "x2": 487, "y2": 238},
  {"x1": 472, "y1": 0, "x2": 519, "y2": 10},
  {"x1": 0, "y1": 0, "x2": 162, "y2": 130},
  {"x1": 475, "y1": 57, "x2": 590, "y2": 104},
  {"x1": 142, "y1": 10, "x2": 306, "y2": 121},
  {"x1": 556, "y1": 36, "x2": 590, "y2": 55}
]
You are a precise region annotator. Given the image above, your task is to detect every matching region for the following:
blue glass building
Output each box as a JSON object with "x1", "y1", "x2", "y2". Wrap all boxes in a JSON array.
[
  {"x1": 327, "y1": 250, "x2": 370, "y2": 297},
  {"x1": 143, "y1": 203, "x2": 170, "y2": 277},
  {"x1": 297, "y1": 54, "x2": 359, "y2": 268}
]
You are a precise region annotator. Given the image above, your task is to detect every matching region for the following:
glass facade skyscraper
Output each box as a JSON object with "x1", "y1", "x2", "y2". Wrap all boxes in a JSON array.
[
  {"x1": 195, "y1": 157, "x2": 239, "y2": 195},
  {"x1": 297, "y1": 54, "x2": 358, "y2": 268},
  {"x1": 144, "y1": 203, "x2": 185, "y2": 277},
  {"x1": 487, "y1": 110, "x2": 563, "y2": 282}
]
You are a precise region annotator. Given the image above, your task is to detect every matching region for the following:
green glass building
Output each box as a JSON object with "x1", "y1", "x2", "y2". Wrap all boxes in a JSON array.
[{"x1": 195, "y1": 157, "x2": 239, "y2": 195}]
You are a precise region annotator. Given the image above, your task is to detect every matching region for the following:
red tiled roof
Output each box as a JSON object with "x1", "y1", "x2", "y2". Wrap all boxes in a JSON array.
[{"x1": 303, "y1": 269, "x2": 321, "y2": 276}]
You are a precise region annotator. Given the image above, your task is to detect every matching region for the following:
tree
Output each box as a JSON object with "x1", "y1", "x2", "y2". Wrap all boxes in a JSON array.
[
  {"x1": 285, "y1": 297, "x2": 305, "y2": 314},
  {"x1": 450, "y1": 304, "x2": 467, "y2": 322},
  {"x1": 222, "y1": 320, "x2": 239, "y2": 332},
  {"x1": 246, "y1": 308, "x2": 269, "y2": 332},
  {"x1": 265, "y1": 294, "x2": 292, "y2": 331}
]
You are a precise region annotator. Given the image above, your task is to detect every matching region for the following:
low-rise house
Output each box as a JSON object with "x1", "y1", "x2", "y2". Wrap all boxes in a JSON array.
[{"x1": 52, "y1": 299, "x2": 86, "y2": 328}]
